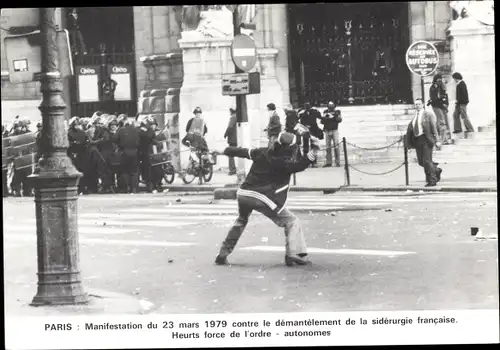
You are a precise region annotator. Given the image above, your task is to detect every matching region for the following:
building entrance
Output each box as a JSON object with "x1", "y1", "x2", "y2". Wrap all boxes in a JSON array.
[
  {"x1": 288, "y1": 2, "x2": 412, "y2": 107},
  {"x1": 64, "y1": 7, "x2": 137, "y2": 118}
]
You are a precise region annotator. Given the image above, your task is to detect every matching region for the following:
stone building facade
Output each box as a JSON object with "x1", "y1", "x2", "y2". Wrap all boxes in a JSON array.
[{"x1": 1, "y1": 3, "x2": 495, "y2": 170}]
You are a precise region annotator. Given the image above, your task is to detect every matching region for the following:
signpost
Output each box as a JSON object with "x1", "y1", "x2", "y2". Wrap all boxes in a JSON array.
[
  {"x1": 231, "y1": 34, "x2": 257, "y2": 72},
  {"x1": 230, "y1": 8, "x2": 260, "y2": 183},
  {"x1": 405, "y1": 40, "x2": 440, "y2": 102}
]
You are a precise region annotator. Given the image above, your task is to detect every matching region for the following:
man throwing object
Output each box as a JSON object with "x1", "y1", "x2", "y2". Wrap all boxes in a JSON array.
[{"x1": 212, "y1": 128, "x2": 320, "y2": 267}]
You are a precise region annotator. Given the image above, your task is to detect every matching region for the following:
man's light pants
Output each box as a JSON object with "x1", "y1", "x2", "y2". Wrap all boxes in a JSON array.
[
  {"x1": 325, "y1": 130, "x2": 340, "y2": 166},
  {"x1": 218, "y1": 194, "x2": 307, "y2": 257}
]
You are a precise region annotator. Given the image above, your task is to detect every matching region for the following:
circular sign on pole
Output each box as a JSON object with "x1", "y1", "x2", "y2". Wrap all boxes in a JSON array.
[
  {"x1": 231, "y1": 34, "x2": 257, "y2": 72},
  {"x1": 405, "y1": 40, "x2": 439, "y2": 76}
]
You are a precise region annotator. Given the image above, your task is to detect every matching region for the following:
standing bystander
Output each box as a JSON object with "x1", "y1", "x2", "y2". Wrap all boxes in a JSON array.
[
  {"x1": 452, "y1": 72, "x2": 474, "y2": 134},
  {"x1": 405, "y1": 98, "x2": 442, "y2": 187},
  {"x1": 224, "y1": 108, "x2": 238, "y2": 175},
  {"x1": 428, "y1": 74, "x2": 452, "y2": 147},
  {"x1": 320, "y1": 101, "x2": 342, "y2": 167},
  {"x1": 264, "y1": 103, "x2": 282, "y2": 148}
]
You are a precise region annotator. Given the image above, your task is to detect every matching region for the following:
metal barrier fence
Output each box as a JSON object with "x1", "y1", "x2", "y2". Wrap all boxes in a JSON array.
[{"x1": 292, "y1": 136, "x2": 411, "y2": 187}]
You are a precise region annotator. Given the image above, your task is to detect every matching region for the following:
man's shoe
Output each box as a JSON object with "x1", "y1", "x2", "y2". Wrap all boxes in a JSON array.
[
  {"x1": 228, "y1": 172, "x2": 236, "y2": 176},
  {"x1": 323, "y1": 164, "x2": 332, "y2": 168},
  {"x1": 336, "y1": 164, "x2": 341, "y2": 167},
  {"x1": 215, "y1": 255, "x2": 228, "y2": 265},
  {"x1": 425, "y1": 182, "x2": 437, "y2": 187},
  {"x1": 436, "y1": 168, "x2": 442, "y2": 182},
  {"x1": 285, "y1": 254, "x2": 311, "y2": 267}
]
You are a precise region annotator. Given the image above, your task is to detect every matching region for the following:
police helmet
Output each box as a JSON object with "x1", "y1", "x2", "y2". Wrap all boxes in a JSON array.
[
  {"x1": 69, "y1": 116, "x2": 80, "y2": 127},
  {"x1": 193, "y1": 107, "x2": 202, "y2": 114}
]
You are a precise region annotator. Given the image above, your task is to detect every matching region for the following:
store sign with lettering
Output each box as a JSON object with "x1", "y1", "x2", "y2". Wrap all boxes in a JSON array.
[
  {"x1": 110, "y1": 65, "x2": 132, "y2": 101},
  {"x1": 76, "y1": 65, "x2": 100, "y2": 102}
]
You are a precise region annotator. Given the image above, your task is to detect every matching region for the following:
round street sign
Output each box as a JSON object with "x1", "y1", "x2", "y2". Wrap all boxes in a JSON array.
[
  {"x1": 231, "y1": 34, "x2": 257, "y2": 72},
  {"x1": 405, "y1": 41, "x2": 439, "y2": 77}
]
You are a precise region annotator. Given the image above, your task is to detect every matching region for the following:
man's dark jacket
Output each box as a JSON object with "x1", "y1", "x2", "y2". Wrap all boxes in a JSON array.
[
  {"x1": 224, "y1": 115, "x2": 237, "y2": 146},
  {"x1": 223, "y1": 144, "x2": 315, "y2": 213},
  {"x1": 456, "y1": 80, "x2": 469, "y2": 105}
]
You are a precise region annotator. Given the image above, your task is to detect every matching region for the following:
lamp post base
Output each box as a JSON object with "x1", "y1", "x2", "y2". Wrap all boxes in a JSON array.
[{"x1": 29, "y1": 164, "x2": 89, "y2": 306}]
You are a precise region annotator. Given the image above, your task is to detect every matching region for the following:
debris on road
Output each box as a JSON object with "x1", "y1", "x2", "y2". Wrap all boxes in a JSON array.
[
  {"x1": 168, "y1": 259, "x2": 174, "y2": 263},
  {"x1": 176, "y1": 198, "x2": 182, "y2": 203},
  {"x1": 385, "y1": 208, "x2": 393, "y2": 212}
]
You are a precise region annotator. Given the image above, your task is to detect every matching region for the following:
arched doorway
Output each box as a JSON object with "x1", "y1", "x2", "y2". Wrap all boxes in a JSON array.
[
  {"x1": 288, "y1": 2, "x2": 412, "y2": 107},
  {"x1": 64, "y1": 7, "x2": 137, "y2": 118}
]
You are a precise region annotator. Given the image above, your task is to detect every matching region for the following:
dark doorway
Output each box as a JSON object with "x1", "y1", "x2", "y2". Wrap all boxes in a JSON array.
[
  {"x1": 64, "y1": 7, "x2": 137, "y2": 118},
  {"x1": 288, "y1": 2, "x2": 412, "y2": 107}
]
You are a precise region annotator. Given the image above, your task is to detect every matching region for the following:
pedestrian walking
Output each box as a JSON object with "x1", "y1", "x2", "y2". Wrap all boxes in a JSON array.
[
  {"x1": 212, "y1": 130, "x2": 320, "y2": 267},
  {"x1": 320, "y1": 101, "x2": 342, "y2": 167},
  {"x1": 224, "y1": 108, "x2": 237, "y2": 175},
  {"x1": 405, "y1": 98, "x2": 442, "y2": 187},
  {"x1": 264, "y1": 103, "x2": 282, "y2": 148},
  {"x1": 428, "y1": 74, "x2": 452, "y2": 147},
  {"x1": 451, "y1": 72, "x2": 474, "y2": 134}
]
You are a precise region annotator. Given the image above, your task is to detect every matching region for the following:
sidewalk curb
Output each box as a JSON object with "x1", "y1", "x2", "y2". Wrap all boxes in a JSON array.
[
  {"x1": 4, "y1": 284, "x2": 155, "y2": 316},
  {"x1": 336, "y1": 186, "x2": 497, "y2": 193},
  {"x1": 165, "y1": 185, "x2": 220, "y2": 192},
  {"x1": 214, "y1": 185, "x2": 496, "y2": 199}
]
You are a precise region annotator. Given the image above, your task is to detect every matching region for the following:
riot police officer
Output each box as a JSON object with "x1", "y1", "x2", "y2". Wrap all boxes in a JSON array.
[
  {"x1": 116, "y1": 119, "x2": 140, "y2": 193},
  {"x1": 68, "y1": 117, "x2": 90, "y2": 194},
  {"x1": 10, "y1": 119, "x2": 32, "y2": 196},
  {"x1": 90, "y1": 116, "x2": 115, "y2": 193},
  {"x1": 138, "y1": 116, "x2": 158, "y2": 193}
]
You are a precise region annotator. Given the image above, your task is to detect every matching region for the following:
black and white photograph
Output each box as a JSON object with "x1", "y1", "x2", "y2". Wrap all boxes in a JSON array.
[{"x1": 1, "y1": 3, "x2": 498, "y2": 349}]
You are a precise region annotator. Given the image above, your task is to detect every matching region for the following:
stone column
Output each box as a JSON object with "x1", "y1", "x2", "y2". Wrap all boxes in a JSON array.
[
  {"x1": 133, "y1": 6, "x2": 154, "y2": 98},
  {"x1": 178, "y1": 36, "x2": 236, "y2": 170},
  {"x1": 447, "y1": 18, "x2": 495, "y2": 128},
  {"x1": 408, "y1": 1, "x2": 426, "y2": 102},
  {"x1": 269, "y1": 3, "x2": 292, "y2": 108},
  {"x1": 138, "y1": 53, "x2": 183, "y2": 170}
]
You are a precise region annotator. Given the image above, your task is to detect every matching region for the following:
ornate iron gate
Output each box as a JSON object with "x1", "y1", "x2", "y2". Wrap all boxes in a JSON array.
[
  {"x1": 288, "y1": 2, "x2": 412, "y2": 107},
  {"x1": 65, "y1": 7, "x2": 137, "y2": 118}
]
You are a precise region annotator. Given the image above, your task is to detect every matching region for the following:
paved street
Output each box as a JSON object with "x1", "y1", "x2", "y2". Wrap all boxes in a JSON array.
[{"x1": 3, "y1": 191, "x2": 498, "y2": 314}]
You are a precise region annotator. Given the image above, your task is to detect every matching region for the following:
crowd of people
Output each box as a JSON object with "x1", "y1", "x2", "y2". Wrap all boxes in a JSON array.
[{"x1": 2, "y1": 112, "x2": 172, "y2": 197}]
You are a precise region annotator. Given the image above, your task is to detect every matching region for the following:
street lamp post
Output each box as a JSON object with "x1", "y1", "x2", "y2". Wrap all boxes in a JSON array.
[{"x1": 29, "y1": 7, "x2": 88, "y2": 306}]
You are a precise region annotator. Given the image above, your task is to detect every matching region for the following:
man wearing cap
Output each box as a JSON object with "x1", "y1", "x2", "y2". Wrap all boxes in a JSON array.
[
  {"x1": 213, "y1": 129, "x2": 320, "y2": 266},
  {"x1": 320, "y1": 101, "x2": 342, "y2": 167},
  {"x1": 264, "y1": 103, "x2": 282, "y2": 148},
  {"x1": 224, "y1": 108, "x2": 238, "y2": 175}
]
